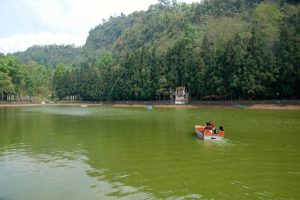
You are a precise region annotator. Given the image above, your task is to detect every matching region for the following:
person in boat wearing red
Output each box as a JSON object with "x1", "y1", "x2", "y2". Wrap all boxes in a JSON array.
[{"x1": 204, "y1": 120, "x2": 216, "y2": 133}]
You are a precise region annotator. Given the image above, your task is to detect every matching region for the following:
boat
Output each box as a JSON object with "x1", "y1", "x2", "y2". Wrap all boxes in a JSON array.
[
  {"x1": 195, "y1": 125, "x2": 225, "y2": 140},
  {"x1": 80, "y1": 104, "x2": 88, "y2": 108}
]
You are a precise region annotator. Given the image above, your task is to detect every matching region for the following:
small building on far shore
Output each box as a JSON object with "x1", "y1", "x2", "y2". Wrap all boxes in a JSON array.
[{"x1": 174, "y1": 86, "x2": 189, "y2": 105}]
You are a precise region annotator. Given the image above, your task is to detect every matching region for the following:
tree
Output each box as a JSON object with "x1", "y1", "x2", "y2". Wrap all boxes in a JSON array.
[
  {"x1": 276, "y1": 5, "x2": 300, "y2": 98},
  {"x1": 222, "y1": 34, "x2": 248, "y2": 98},
  {"x1": 244, "y1": 28, "x2": 278, "y2": 98},
  {"x1": 252, "y1": 2, "x2": 283, "y2": 49},
  {"x1": 0, "y1": 72, "x2": 14, "y2": 101},
  {"x1": 53, "y1": 64, "x2": 68, "y2": 99}
]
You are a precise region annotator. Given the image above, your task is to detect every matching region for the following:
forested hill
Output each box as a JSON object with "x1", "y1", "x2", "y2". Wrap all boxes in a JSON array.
[
  {"x1": 4, "y1": 0, "x2": 300, "y2": 101},
  {"x1": 83, "y1": 0, "x2": 261, "y2": 59},
  {"x1": 74, "y1": 0, "x2": 287, "y2": 64},
  {"x1": 14, "y1": 45, "x2": 82, "y2": 68},
  {"x1": 14, "y1": 0, "x2": 298, "y2": 68}
]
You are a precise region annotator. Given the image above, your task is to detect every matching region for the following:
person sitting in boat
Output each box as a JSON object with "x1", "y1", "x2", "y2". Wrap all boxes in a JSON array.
[{"x1": 204, "y1": 121, "x2": 216, "y2": 133}]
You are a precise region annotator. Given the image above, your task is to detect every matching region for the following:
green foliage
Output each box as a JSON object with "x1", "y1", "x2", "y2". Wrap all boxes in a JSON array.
[
  {"x1": 53, "y1": 64, "x2": 69, "y2": 99},
  {"x1": 14, "y1": 45, "x2": 82, "y2": 68},
  {"x1": 0, "y1": 54, "x2": 52, "y2": 101},
  {"x1": 276, "y1": 4, "x2": 300, "y2": 98},
  {"x1": 252, "y1": 2, "x2": 283, "y2": 48},
  {"x1": 0, "y1": 72, "x2": 14, "y2": 100}
]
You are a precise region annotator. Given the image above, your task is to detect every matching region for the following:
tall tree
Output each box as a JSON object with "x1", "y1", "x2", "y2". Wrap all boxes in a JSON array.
[{"x1": 0, "y1": 72, "x2": 14, "y2": 101}]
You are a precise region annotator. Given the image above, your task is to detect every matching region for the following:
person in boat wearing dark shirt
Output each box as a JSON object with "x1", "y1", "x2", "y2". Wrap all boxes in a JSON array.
[{"x1": 219, "y1": 126, "x2": 224, "y2": 131}]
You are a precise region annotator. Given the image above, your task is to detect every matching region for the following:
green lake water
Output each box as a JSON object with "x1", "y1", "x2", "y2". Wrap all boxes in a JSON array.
[{"x1": 0, "y1": 106, "x2": 300, "y2": 200}]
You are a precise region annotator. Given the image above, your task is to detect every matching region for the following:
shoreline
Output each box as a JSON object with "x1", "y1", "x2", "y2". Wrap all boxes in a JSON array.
[{"x1": 0, "y1": 102, "x2": 299, "y2": 110}]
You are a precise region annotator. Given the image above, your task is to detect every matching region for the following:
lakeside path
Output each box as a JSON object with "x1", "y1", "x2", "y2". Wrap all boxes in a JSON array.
[{"x1": 0, "y1": 103, "x2": 300, "y2": 110}]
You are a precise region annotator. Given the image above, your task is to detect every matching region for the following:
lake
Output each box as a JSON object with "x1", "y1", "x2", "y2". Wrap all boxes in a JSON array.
[{"x1": 0, "y1": 106, "x2": 299, "y2": 200}]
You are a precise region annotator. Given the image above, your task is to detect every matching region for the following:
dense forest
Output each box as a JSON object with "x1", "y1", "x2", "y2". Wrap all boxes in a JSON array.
[{"x1": 1, "y1": 0, "x2": 299, "y2": 101}]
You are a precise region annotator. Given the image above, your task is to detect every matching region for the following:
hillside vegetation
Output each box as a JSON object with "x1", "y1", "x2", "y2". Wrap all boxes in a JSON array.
[
  {"x1": 14, "y1": 45, "x2": 82, "y2": 68},
  {"x1": 1, "y1": 0, "x2": 299, "y2": 101}
]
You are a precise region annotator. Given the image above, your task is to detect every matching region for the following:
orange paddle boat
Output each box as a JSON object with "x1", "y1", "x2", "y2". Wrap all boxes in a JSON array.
[{"x1": 195, "y1": 125, "x2": 225, "y2": 140}]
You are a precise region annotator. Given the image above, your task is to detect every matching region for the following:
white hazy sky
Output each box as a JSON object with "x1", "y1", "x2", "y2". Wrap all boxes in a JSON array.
[{"x1": 0, "y1": 0, "x2": 199, "y2": 54}]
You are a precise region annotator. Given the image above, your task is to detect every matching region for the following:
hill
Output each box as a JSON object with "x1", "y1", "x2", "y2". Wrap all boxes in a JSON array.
[{"x1": 14, "y1": 44, "x2": 83, "y2": 68}]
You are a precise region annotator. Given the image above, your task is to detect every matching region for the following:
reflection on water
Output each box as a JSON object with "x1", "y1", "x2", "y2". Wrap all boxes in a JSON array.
[
  {"x1": 24, "y1": 106, "x2": 93, "y2": 116},
  {"x1": 0, "y1": 106, "x2": 300, "y2": 200}
]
